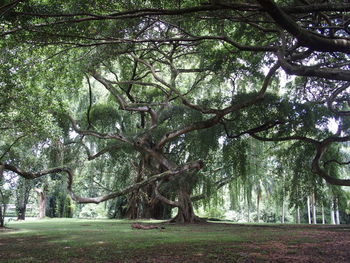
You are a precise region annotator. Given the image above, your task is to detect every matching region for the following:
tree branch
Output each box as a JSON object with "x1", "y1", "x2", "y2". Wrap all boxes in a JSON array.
[
  {"x1": 257, "y1": 0, "x2": 350, "y2": 54},
  {"x1": 67, "y1": 114, "x2": 129, "y2": 143}
]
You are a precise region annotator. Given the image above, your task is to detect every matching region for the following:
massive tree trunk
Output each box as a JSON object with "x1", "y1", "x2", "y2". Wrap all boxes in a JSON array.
[
  {"x1": 125, "y1": 182, "x2": 171, "y2": 220},
  {"x1": 125, "y1": 191, "x2": 140, "y2": 219},
  {"x1": 170, "y1": 185, "x2": 202, "y2": 223},
  {"x1": 125, "y1": 160, "x2": 144, "y2": 219}
]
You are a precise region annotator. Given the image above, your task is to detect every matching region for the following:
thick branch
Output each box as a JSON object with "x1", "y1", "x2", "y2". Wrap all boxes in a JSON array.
[
  {"x1": 257, "y1": 0, "x2": 350, "y2": 54},
  {"x1": 277, "y1": 51, "x2": 350, "y2": 81},
  {"x1": 156, "y1": 63, "x2": 279, "y2": 149},
  {"x1": 154, "y1": 180, "x2": 180, "y2": 207},
  {"x1": 311, "y1": 143, "x2": 350, "y2": 186},
  {"x1": 324, "y1": 159, "x2": 350, "y2": 167},
  {"x1": 327, "y1": 83, "x2": 350, "y2": 116},
  {"x1": 250, "y1": 131, "x2": 350, "y2": 186},
  {"x1": 1, "y1": 160, "x2": 203, "y2": 204}
]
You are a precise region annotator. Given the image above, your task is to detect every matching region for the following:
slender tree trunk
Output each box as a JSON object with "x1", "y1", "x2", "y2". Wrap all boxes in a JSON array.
[
  {"x1": 321, "y1": 204, "x2": 325, "y2": 224},
  {"x1": 307, "y1": 196, "x2": 311, "y2": 224},
  {"x1": 281, "y1": 199, "x2": 285, "y2": 224},
  {"x1": 296, "y1": 206, "x2": 301, "y2": 224},
  {"x1": 312, "y1": 193, "x2": 317, "y2": 224},
  {"x1": 0, "y1": 166, "x2": 6, "y2": 227},
  {"x1": 0, "y1": 204, "x2": 4, "y2": 227},
  {"x1": 247, "y1": 201, "x2": 250, "y2": 223},
  {"x1": 331, "y1": 200, "x2": 336, "y2": 225},
  {"x1": 257, "y1": 191, "x2": 261, "y2": 223},
  {"x1": 335, "y1": 198, "x2": 340, "y2": 225}
]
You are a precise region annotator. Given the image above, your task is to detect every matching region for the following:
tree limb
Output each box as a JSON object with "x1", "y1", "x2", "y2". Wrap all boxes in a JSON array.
[{"x1": 257, "y1": 0, "x2": 350, "y2": 54}]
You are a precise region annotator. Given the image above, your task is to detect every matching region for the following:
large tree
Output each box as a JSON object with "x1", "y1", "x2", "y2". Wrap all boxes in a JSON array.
[{"x1": 1, "y1": 0, "x2": 350, "y2": 222}]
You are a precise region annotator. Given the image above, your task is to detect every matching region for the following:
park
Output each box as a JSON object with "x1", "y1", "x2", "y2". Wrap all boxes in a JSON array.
[{"x1": 1, "y1": 0, "x2": 350, "y2": 262}]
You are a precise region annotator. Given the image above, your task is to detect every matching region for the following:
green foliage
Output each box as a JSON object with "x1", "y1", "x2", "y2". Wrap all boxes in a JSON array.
[{"x1": 79, "y1": 203, "x2": 107, "y2": 218}]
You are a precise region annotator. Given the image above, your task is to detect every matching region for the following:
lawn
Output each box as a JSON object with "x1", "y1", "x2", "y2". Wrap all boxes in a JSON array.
[{"x1": 1, "y1": 219, "x2": 349, "y2": 263}]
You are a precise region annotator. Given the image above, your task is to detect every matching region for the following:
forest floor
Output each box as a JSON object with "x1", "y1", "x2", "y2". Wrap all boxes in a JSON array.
[{"x1": 0, "y1": 219, "x2": 349, "y2": 263}]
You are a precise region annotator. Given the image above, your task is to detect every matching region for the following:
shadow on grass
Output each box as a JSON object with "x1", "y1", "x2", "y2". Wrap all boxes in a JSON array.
[{"x1": 1, "y1": 219, "x2": 349, "y2": 263}]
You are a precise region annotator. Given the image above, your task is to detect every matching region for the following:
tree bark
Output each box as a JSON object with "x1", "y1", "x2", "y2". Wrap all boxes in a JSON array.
[
  {"x1": 331, "y1": 200, "x2": 336, "y2": 225},
  {"x1": 296, "y1": 206, "x2": 300, "y2": 224},
  {"x1": 307, "y1": 196, "x2": 312, "y2": 224},
  {"x1": 17, "y1": 205, "x2": 26, "y2": 220},
  {"x1": 335, "y1": 198, "x2": 340, "y2": 225},
  {"x1": 281, "y1": 198, "x2": 285, "y2": 224},
  {"x1": 125, "y1": 192, "x2": 140, "y2": 219},
  {"x1": 312, "y1": 193, "x2": 317, "y2": 224},
  {"x1": 322, "y1": 204, "x2": 325, "y2": 224},
  {"x1": 257, "y1": 191, "x2": 261, "y2": 223},
  {"x1": 170, "y1": 185, "x2": 203, "y2": 223},
  {"x1": 0, "y1": 204, "x2": 4, "y2": 227},
  {"x1": 36, "y1": 188, "x2": 47, "y2": 219}
]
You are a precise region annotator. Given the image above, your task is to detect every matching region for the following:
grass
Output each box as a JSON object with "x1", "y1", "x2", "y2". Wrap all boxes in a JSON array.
[{"x1": 1, "y1": 218, "x2": 349, "y2": 263}]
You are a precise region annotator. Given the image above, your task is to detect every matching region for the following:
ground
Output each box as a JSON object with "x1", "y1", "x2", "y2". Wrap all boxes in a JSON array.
[{"x1": 0, "y1": 219, "x2": 349, "y2": 262}]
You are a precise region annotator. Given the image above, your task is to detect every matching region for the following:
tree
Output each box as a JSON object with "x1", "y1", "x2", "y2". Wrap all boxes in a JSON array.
[
  {"x1": 15, "y1": 177, "x2": 33, "y2": 220},
  {"x1": 0, "y1": 0, "x2": 350, "y2": 223}
]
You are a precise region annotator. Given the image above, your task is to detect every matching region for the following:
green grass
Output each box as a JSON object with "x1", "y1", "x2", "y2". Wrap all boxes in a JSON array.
[{"x1": 1, "y1": 219, "x2": 349, "y2": 263}]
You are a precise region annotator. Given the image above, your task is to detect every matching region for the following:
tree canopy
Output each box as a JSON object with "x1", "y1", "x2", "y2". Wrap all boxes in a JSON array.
[{"x1": 0, "y1": 0, "x2": 350, "y2": 222}]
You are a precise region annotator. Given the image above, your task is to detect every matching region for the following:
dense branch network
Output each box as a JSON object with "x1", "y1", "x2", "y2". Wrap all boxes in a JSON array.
[{"x1": 1, "y1": 0, "x2": 350, "y2": 224}]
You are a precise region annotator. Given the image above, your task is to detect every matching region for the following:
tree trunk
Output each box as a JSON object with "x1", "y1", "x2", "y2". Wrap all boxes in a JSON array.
[
  {"x1": 17, "y1": 205, "x2": 27, "y2": 220},
  {"x1": 281, "y1": 198, "x2": 285, "y2": 224},
  {"x1": 36, "y1": 188, "x2": 46, "y2": 219},
  {"x1": 296, "y1": 206, "x2": 301, "y2": 224},
  {"x1": 322, "y1": 204, "x2": 325, "y2": 224},
  {"x1": 15, "y1": 178, "x2": 32, "y2": 221},
  {"x1": 335, "y1": 198, "x2": 340, "y2": 225},
  {"x1": 257, "y1": 191, "x2": 261, "y2": 223},
  {"x1": 0, "y1": 166, "x2": 6, "y2": 227},
  {"x1": 0, "y1": 204, "x2": 4, "y2": 227},
  {"x1": 312, "y1": 193, "x2": 317, "y2": 224},
  {"x1": 331, "y1": 201, "x2": 336, "y2": 225},
  {"x1": 307, "y1": 196, "x2": 312, "y2": 224},
  {"x1": 170, "y1": 186, "x2": 202, "y2": 223},
  {"x1": 125, "y1": 191, "x2": 140, "y2": 219},
  {"x1": 247, "y1": 204, "x2": 250, "y2": 223}
]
